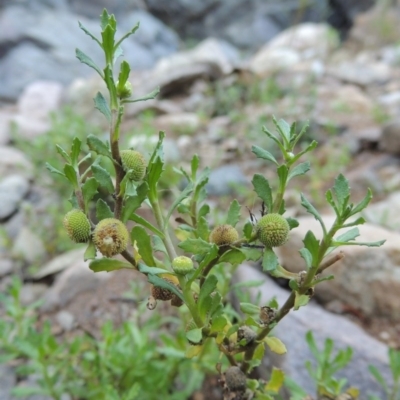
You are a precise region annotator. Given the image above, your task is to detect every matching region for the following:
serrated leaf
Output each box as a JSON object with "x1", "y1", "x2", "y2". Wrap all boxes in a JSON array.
[
  {"x1": 294, "y1": 292, "x2": 310, "y2": 310},
  {"x1": 251, "y1": 145, "x2": 278, "y2": 165},
  {"x1": 252, "y1": 174, "x2": 273, "y2": 212},
  {"x1": 303, "y1": 230, "x2": 319, "y2": 266},
  {"x1": 196, "y1": 216, "x2": 210, "y2": 241},
  {"x1": 152, "y1": 235, "x2": 167, "y2": 254},
  {"x1": 130, "y1": 214, "x2": 164, "y2": 238},
  {"x1": 264, "y1": 336, "x2": 287, "y2": 355},
  {"x1": 87, "y1": 135, "x2": 112, "y2": 159},
  {"x1": 101, "y1": 24, "x2": 116, "y2": 63},
  {"x1": 123, "y1": 87, "x2": 160, "y2": 103},
  {"x1": 240, "y1": 302, "x2": 260, "y2": 315},
  {"x1": 185, "y1": 345, "x2": 202, "y2": 358},
  {"x1": 131, "y1": 225, "x2": 156, "y2": 267},
  {"x1": 96, "y1": 199, "x2": 113, "y2": 221},
  {"x1": 325, "y1": 189, "x2": 339, "y2": 215},
  {"x1": 164, "y1": 183, "x2": 194, "y2": 230},
  {"x1": 262, "y1": 248, "x2": 279, "y2": 272},
  {"x1": 288, "y1": 161, "x2": 310, "y2": 181},
  {"x1": 299, "y1": 248, "x2": 313, "y2": 270},
  {"x1": 238, "y1": 247, "x2": 262, "y2": 261},
  {"x1": 84, "y1": 241, "x2": 97, "y2": 261},
  {"x1": 45, "y1": 162, "x2": 65, "y2": 177},
  {"x1": 198, "y1": 204, "x2": 210, "y2": 218},
  {"x1": 335, "y1": 227, "x2": 359, "y2": 243},
  {"x1": 273, "y1": 117, "x2": 291, "y2": 145},
  {"x1": 64, "y1": 164, "x2": 78, "y2": 188},
  {"x1": 148, "y1": 274, "x2": 183, "y2": 301},
  {"x1": 117, "y1": 60, "x2": 130, "y2": 90},
  {"x1": 333, "y1": 174, "x2": 350, "y2": 214},
  {"x1": 333, "y1": 239, "x2": 385, "y2": 247},
  {"x1": 265, "y1": 368, "x2": 285, "y2": 393},
  {"x1": 178, "y1": 238, "x2": 212, "y2": 254},
  {"x1": 114, "y1": 22, "x2": 140, "y2": 50},
  {"x1": 198, "y1": 274, "x2": 218, "y2": 319},
  {"x1": 138, "y1": 263, "x2": 168, "y2": 276},
  {"x1": 76, "y1": 48, "x2": 103, "y2": 77},
  {"x1": 91, "y1": 164, "x2": 114, "y2": 193},
  {"x1": 70, "y1": 137, "x2": 82, "y2": 168},
  {"x1": 94, "y1": 92, "x2": 111, "y2": 122},
  {"x1": 56, "y1": 144, "x2": 71, "y2": 163},
  {"x1": 350, "y1": 188, "x2": 373, "y2": 216},
  {"x1": 218, "y1": 248, "x2": 246, "y2": 265},
  {"x1": 243, "y1": 221, "x2": 253, "y2": 240},
  {"x1": 191, "y1": 154, "x2": 199, "y2": 180},
  {"x1": 78, "y1": 21, "x2": 101, "y2": 46},
  {"x1": 113, "y1": 45, "x2": 123, "y2": 64},
  {"x1": 300, "y1": 194, "x2": 326, "y2": 235},
  {"x1": 121, "y1": 182, "x2": 148, "y2": 223},
  {"x1": 82, "y1": 177, "x2": 99, "y2": 211},
  {"x1": 186, "y1": 328, "x2": 203, "y2": 344},
  {"x1": 147, "y1": 132, "x2": 165, "y2": 197},
  {"x1": 226, "y1": 199, "x2": 241, "y2": 227},
  {"x1": 89, "y1": 258, "x2": 133, "y2": 272}
]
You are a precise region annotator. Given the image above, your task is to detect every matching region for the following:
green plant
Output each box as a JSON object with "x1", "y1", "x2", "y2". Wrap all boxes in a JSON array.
[{"x1": 38, "y1": 9, "x2": 384, "y2": 399}]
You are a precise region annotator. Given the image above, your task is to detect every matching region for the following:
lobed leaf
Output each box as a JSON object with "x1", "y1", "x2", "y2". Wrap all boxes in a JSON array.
[
  {"x1": 82, "y1": 177, "x2": 99, "y2": 211},
  {"x1": 76, "y1": 48, "x2": 103, "y2": 77},
  {"x1": 131, "y1": 225, "x2": 156, "y2": 267},
  {"x1": 251, "y1": 145, "x2": 278, "y2": 165},
  {"x1": 300, "y1": 193, "x2": 326, "y2": 235},
  {"x1": 226, "y1": 199, "x2": 241, "y2": 227},
  {"x1": 252, "y1": 174, "x2": 273, "y2": 212},
  {"x1": 87, "y1": 134, "x2": 112, "y2": 159},
  {"x1": 93, "y1": 92, "x2": 111, "y2": 122},
  {"x1": 96, "y1": 198, "x2": 113, "y2": 221},
  {"x1": 262, "y1": 248, "x2": 279, "y2": 272},
  {"x1": 91, "y1": 164, "x2": 114, "y2": 193},
  {"x1": 287, "y1": 161, "x2": 310, "y2": 182}
]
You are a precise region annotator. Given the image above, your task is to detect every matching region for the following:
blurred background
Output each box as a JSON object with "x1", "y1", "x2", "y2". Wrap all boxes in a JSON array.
[{"x1": 1, "y1": 0, "x2": 400, "y2": 399}]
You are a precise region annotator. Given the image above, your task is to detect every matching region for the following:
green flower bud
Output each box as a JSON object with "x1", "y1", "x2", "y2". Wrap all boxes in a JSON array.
[
  {"x1": 172, "y1": 256, "x2": 194, "y2": 275},
  {"x1": 63, "y1": 209, "x2": 91, "y2": 243},
  {"x1": 93, "y1": 218, "x2": 129, "y2": 257},
  {"x1": 116, "y1": 80, "x2": 132, "y2": 99},
  {"x1": 121, "y1": 150, "x2": 146, "y2": 181},
  {"x1": 209, "y1": 224, "x2": 239, "y2": 246},
  {"x1": 256, "y1": 213, "x2": 290, "y2": 247}
]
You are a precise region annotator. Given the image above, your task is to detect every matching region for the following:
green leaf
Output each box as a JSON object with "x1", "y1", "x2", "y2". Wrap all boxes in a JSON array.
[
  {"x1": 11, "y1": 387, "x2": 48, "y2": 397},
  {"x1": 210, "y1": 315, "x2": 228, "y2": 332},
  {"x1": 84, "y1": 241, "x2": 97, "y2": 261},
  {"x1": 178, "y1": 238, "x2": 212, "y2": 254},
  {"x1": 96, "y1": 199, "x2": 113, "y2": 221},
  {"x1": 117, "y1": 60, "x2": 130, "y2": 89},
  {"x1": 389, "y1": 348, "x2": 400, "y2": 380},
  {"x1": 277, "y1": 164, "x2": 289, "y2": 188},
  {"x1": 198, "y1": 274, "x2": 218, "y2": 319},
  {"x1": 70, "y1": 137, "x2": 82, "y2": 168},
  {"x1": 218, "y1": 249, "x2": 246, "y2": 265},
  {"x1": 300, "y1": 193, "x2": 326, "y2": 235},
  {"x1": 138, "y1": 263, "x2": 168, "y2": 276},
  {"x1": 121, "y1": 182, "x2": 149, "y2": 223},
  {"x1": 239, "y1": 247, "x2": 263, "y2": 261},
  {"x1": 100, "y1": 9, "x2": 109, "y2": 30},
  {"x1": 45, "y1": 162, "x2": 65, "y2": 177},
  {"x1": 195, "y1": 216, "x2": 209, "y2": 241},
  {"x1": 186, "y1": 328, "x2": 203, "y2": 344},
  {"x1": 288, "y1": 162, "x2": 310, "y2": 181},
  {"x1": 148, "y1": 275, "x2": 183, "y2": 301},
  {"x1": 94, "y1": 92, "x2": 111, "y2": 122},
  {"x1": 299, "y1": 248, "x2": 312, "y2": 270},
  {"x1": 131, "y1": 225, "x2": 156, "y2": 267},
  {"x1": 188, "y1": 245, "x2": 219, "y2": 284},
  {"x1": 294, "y1": 293, "x2": 310, "y2": 310},
  {"x1": 123, "y1": 87, "x2": 160, "y2": 103},
  {"x1": 91, "y1": 164, "x2": 114, "y2": 193},
  {"x1": 264, "y1": 336, "x2": 287, "y2": 355},
  {"x1": 164, "y1": 183, "x2": 194, "y2": 230},
  {"x1": 333, "y1": 240, "x2": 385, "y2": 247},
  {"x1": 114, "y1": 22, "x2": 140, "y2": 50},
  {"x1": 198, "y1": 204, "x2": 210, "y2": 219},
  {"x1": 333, "y1": 174, "x2": 350, "y2": 213},
  {"x1": 251, "y1": 145, "x2": 278, "y2": 165},
  {"x1": 313, "y1": 274, "x2": 334, "y2": 284},
  {"x1": 265, "y1": 368, "x2": 285, "y2": 393},
  {"x1": 226, "y1": 199, "x2": 241, "y2": 227},
  {"x1": 291, "y1": 140, "x2": 318, "y2": 163},
  {"x1": 152, "y1": 235, "x2": 167, "y2": 254},
  {"x1": 130, "y1": 214, "x2": 164, "y2": 238},
  {"x1": 113, "y1": 45, "x2": 123, "y2": 64},
  {"x1": 64, "y1": 164, "x2": 78, "y2": 188},
  {"x1": 56, "y1": 144, "x2": 71, "y2": 163},
  {"x1": 240, "y1": 302, "x2": 260, "y2": 315},
  {"x1": 262, "y1": 248, "x2": 279, "y2": 272},
  {"x1": 76, "y1": 48, "x2": 103, "y2": 77},
  {"x1": 243, "y1": 221, "x2": 254, "y2": 240},
  {"x1": 82, "y1": 177, "x2": 99, "y2": 211},
  {"x1": 252, "y1": 174, "x2": 273, "y2": 212},
  {"x1": 325, "y1": 189, "x2": 339, "y2": 215},
  {"x1": 78, "y1": 21, "x2": 101, "y2": 47},
  {"x1": 191, "y1": 154, "x2": 199, "y2": 180},
  {"x1": 350, "y1": 188, "x2": 373, "y2": 216},
  {"x1": 87, "y1": 135, "x2": 112, "y2": 159},
  {"x1": 335, "y1": 227, "x2": 359, "y2": 243},
  {"x1": 305, "y1": 331, "x2": 321, "y2": 362},
  {"x1": 286, "y1": 217, "x2": 299, "y2": 230},
  {"x1": 101, "y1": 24, "x2": 116, "y2": 63},
  {"x1": 303, "y1": 230, "x2": 319, "y2": 266},
  {"x1": 89, "y1": 258, "x2": 133, "y2": 272},
  {"x1": 273, "y1": 117, "x2": 291, "y2": 145},
  {"x1": 147, "y1": 132, "x2": 165, "y2": 197}
]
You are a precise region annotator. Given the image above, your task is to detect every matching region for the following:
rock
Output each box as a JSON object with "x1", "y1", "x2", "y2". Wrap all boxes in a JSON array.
[
  {"x1": 234, "y1": 264, "x2": 390, "y2": 398},
  {"x1": 380, "y1": 120, "x2": 400, "y2": 155},
  {"x1": 363, "y1": 191, "x2": 400, "y2": 230},
  {"x1": 0, "y1": 146, "x2": 34, "y2": 178},
  {"x1": 19, "y1": 283, "x2": 48, "y2": 306},
  {"x1": 12, "y1": 227, "x2": 47, "y2": 264},
  {"x1": 276, "y1": 215, "x2": 400, "y2": 320},
  {"x1": 40, "y1": 257, "x2": 111, "y2": 312},
  {"x1": 11, "y1": 81, "x2": 64, "y2": 139},
  {"x1": 0, "y1": 259, "x2": 13, "y2": 278},
  {"x1": 0, "y1": 365, "x2": 17, "y2": 400},
  {"x1": 55, "y1": 310, "x2": 75, "y2": 331},
  {"x1": 0, "y1": 175, "x2": 30, "y2": 221},
  {"x1": 207, "y1": 164, "x2": 249, "y2": 196},
  {"x1": 249, "y1": 23, "x2": 337, "y2": 77},
  {"x1": 0, "y1": 107, "x2": 16, "y2": 145},
  {"x1": 155, "y1": 113, "x2": 201, "y2": 134}
]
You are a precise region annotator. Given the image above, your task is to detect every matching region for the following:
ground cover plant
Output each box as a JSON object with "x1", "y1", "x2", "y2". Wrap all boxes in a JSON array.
[{"x1": 1, "y1": 8, "x2": 396, "y2": 400}]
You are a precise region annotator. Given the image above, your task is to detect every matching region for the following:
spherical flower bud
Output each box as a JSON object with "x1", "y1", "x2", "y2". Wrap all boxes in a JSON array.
[
  {"x1": 225, "y1": 366, "x2": 247, "y2": 392},
  {"x1": 256, "y1": 213, "x2": 290, "y2": 248},
  {"x1": 172, "y1": 256, "x2": 194, "y2": 276},
  {"x1": 63, "y1": 209, "x2": 91, "y2": 243},
  {"x1": 121, "y1": 150, "x2": 146, "y2": 181},
  {"x1": 116, "y1": 80, "x2": 132, "y2": 99},
  {"x1": 93, "y1": 218, "x2": 129, "y2": 257},
  {"x1": 209, "y1": 224, "x2": 239, "y2": 246}
]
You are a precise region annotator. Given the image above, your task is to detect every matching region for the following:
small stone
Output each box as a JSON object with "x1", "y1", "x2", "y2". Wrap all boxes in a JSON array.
[
  {"x1": 56, "y1": 310, "x2": 75, "y2": 331},
  {"x1": 12, "y1": 227, "x2": 46, "y2": 264},
  {"x1": 0, "y1": 175, "x2": 30, "y2": 220},
  {"x1": 0, "y1": 259, "x2": 13, "y2": 278},
  {"x1": 207, "y1": 164, "x2": 248, "y2": 196}
]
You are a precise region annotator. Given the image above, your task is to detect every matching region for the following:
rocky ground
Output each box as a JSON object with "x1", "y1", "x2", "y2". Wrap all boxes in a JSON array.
[{"x1": 1, "y1": 1, "x2": 400, "y2": 399}]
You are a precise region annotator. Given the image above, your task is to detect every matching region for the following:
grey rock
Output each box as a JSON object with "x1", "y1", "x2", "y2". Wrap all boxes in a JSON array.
[
  {"x1": 55, "y1": 310, "x2": 75, "y2": 331},
  {"x1": 12, "y1": 227, "x2": 47, "y2": 264},
  {"x1": 19, "y1": 283, "x2": 48, "y2": 306},
  {"x1": 0, "y1": 175, "x2": 30, "y2": 220},
  {"x1": 207, "y1": 164, "x2": 248, "y2": 196},
  {"x1": 0, "y1": 146, "x2": 33, "y2": 178},
  {"x1": 0, "y1": 365, "x2": 16, "y2": 400},
  {"x1": 235, "y1": 264, "x2": 390, "y2": 398},
  {"x1": 363, "y1": 191, "x2": 400, "y2": 230},
  {"x1": 380, "y1": 120, "x2": 400, "y2": 155},
  {"x1": 0, "y1": 259, "x2": 13, "y2": 277}
]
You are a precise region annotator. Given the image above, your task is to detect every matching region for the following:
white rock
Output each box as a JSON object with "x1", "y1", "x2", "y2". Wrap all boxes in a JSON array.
[
  {"x1": 12, "y1": 227, "x2": 47, "y2": 264},
  {"x1": 0, "y1": 146, "x2": 33, "y2": 178},
  {"x1": 0, "y1": 175, "x2": 30, "y2": 220}
]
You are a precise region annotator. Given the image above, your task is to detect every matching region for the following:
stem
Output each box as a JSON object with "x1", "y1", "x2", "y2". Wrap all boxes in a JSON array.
[
  {"x1": 121, "y1": 250, "x2": 137, "y2": 269},
  {"x1": 178, "y1": 275, "x2": 203, "y2": 327},
  {"x1": 75, "y1": 189, "x2": 85, "y2": 212}
]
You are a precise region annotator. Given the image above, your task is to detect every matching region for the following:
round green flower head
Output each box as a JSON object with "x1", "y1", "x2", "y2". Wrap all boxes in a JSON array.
[
  {"x1": 116, "y1": 81, "x2": 132, "y2": 99},
  {"x1": 121, "y1": 150, "x2": 146, "y2": 181},
  {"x1": 209, "y1": 224, "x2": 239, "y2": 246},
  {"x1": 63, "y1": 209, "x2": 91, "y2": 243},
  {"x1": 256, "y1": 213, "x2": 290, "y2": 247},
  {"x1": 172, "y1": 256, "x2": 194, "y2": 276},
  {"x1": 93, "y1": 218, "x2": 129, "y2": 257}
]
